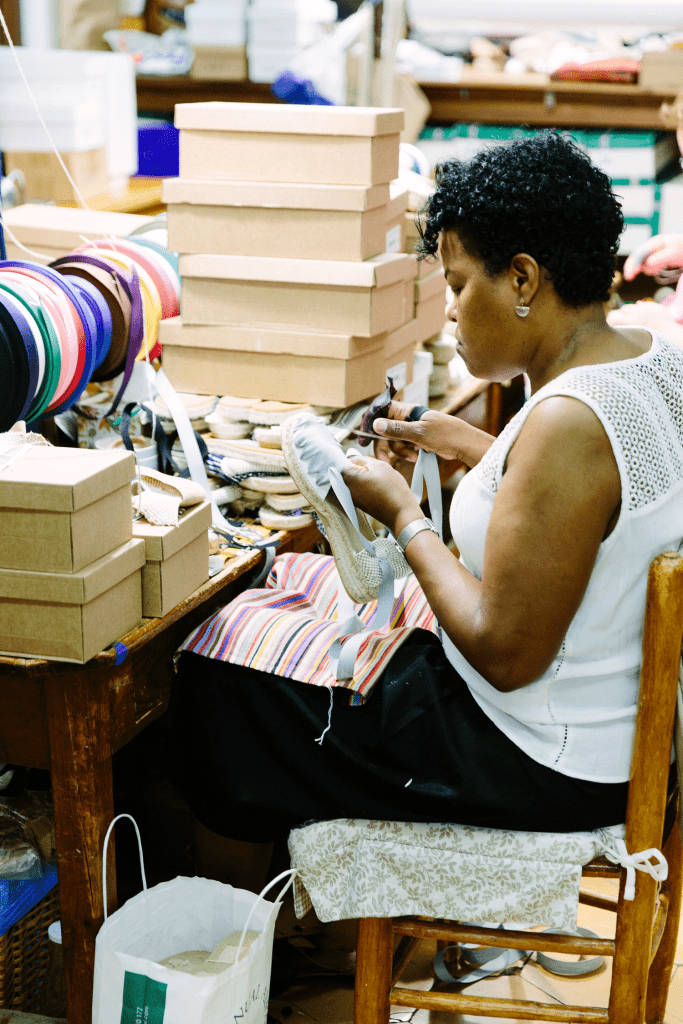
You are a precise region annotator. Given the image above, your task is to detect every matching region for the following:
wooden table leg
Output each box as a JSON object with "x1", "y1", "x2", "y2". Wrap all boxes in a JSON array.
[{"x1": 45, "y1": 667, "x2": 116, "y2": 1024}]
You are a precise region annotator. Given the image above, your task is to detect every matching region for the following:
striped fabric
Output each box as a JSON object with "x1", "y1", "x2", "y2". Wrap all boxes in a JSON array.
[{"x1": 181, "y1": 552, "x2": 438, "y2": 697}]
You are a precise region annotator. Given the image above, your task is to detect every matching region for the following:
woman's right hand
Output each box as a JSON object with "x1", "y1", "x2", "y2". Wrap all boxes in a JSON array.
[{"x1": 372, "y1": 405, "x2": 464, "y2": 465}]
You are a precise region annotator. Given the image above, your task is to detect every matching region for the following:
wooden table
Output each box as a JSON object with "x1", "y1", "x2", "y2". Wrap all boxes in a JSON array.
[
  {"x1": 136, "y1": 72, "x2": 678, "y2": 131},
  {"x1": 58, "y1": 176, "x2": 165, "y2": 217},
  {"x1": 0, "y1": 524, "x2": 319, "y2": 1024}
]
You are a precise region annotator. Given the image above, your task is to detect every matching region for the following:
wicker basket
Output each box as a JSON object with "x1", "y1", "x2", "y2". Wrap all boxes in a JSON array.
[{"x1": 0, "y1": 883, "x2": 60, "y2": 1012}]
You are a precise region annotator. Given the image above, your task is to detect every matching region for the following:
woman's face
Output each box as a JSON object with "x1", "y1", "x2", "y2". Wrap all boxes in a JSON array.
[{"x1": 440, "y1": 230, "x2": 529, "y2": 381}]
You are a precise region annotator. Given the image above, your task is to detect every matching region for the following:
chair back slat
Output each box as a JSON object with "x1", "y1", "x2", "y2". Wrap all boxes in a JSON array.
[{"x1": 625, "y1": 551, "x2": 683, "y2": 853}]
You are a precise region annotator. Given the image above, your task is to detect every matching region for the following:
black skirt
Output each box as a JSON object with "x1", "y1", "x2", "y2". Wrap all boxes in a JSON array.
[{"x1": 172, "y1": 630, "x2": 629, "y2": 843}]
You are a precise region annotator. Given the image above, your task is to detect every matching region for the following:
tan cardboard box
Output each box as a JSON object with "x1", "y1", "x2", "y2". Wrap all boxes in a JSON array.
[
  {"x1": 411, "y1": 250, "x2": 442, "y2": 279},
  {"x1": 179, "y1": 251, "x2": 416, "y2": 336},
  {"x1": 415, "y1": 293, "x2": 448, "y2": 345},
  {"x1": 190, "y1": 45, "x2": 248, "y2": 81},
  {"x1": 160, "y1": 319, "x2": 390, "y2": 406},
  {"x1": 0, "y1": 204, "x2": 153, "y2": 261},
  {"x1": 415, "y1": 266, "x2": 447, "y2": 306},
  {"x1": 175, "y1": 102, "x2": 403, "y2": 185},
  {"x1": 133, "y1": 500, "x2": 212, "y2": 617},
  {"x1": 385, "y1": 184, "x2": 409, "y2": 254},
  {"x1": 0, "y1": 538, "x2": 145, "y2": 663},
  {"x1": 3, "y1": 147, "x2": 109, "y2": 204},
  {"x1": 639, "y1": 50, "x2": 683, "y2": 90},
  {"x1": 0, "y1": 447, "x2": 134, "y2": 573},
  {"x1": 384, "y1": 318, "x2": 417, "y2": 391},
  {"x1": 164, "y1": 179, "x2": 390, "y2": 261}
]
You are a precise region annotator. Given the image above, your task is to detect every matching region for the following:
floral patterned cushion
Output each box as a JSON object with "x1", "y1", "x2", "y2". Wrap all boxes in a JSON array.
[{"x1": 288, "y1": 818, "x2": 626, "y2": 930}]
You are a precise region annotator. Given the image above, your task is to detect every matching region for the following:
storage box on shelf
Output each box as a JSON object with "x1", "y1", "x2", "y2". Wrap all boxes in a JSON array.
[
  {"x1": 132, "y1": 500, "x2": 212, "y2": 618},
  {"x1": 185, "y1": 0, "x2": 247, "y2": 46},
  {"x1": 0, "y1": 204, "x2": 154, "y2": 264},
  {"x1": 414, "y1": 266, "x2": 448, "y2": 345},
  {"x1": 384, "y1": 318, "x2": 418, "y2": 391},
  {"x1": 190, "y1": 45, "x2": 248, "y2": 81},
  {"x1": 3, "y1": 148, "x2": 109, "y2": 204},
  {"x1": 164, "y1": 179, "x2": 391, "y2": 261},
  {"x1": 174, "y1": 103, "x2": 403, "y2": 186},
  {"x1": 386, "y1": 183, "x2": 409, "y2": 254},
  {"x1": 178, "y1": 251, "x2": 416, "y2": 336},
  {"x1": 0, "y1": 48, "x2": 137, "y2": 190}
]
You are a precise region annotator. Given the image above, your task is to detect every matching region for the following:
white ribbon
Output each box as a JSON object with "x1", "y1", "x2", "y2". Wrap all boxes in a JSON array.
[{"x1": 601, "y1": 837, "x2": 668, "y2": 901}]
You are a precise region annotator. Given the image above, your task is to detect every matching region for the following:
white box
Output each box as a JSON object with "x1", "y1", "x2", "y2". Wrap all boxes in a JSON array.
[
  {"x1": 0, "y1": 48, "x2": 137, "y2": 183},
  {"x1": 186, "y1": 1, "x2": 247, "y2": 46},
  {"x1": 0, "y1": 93, "x2": 105, "y2": 153}
]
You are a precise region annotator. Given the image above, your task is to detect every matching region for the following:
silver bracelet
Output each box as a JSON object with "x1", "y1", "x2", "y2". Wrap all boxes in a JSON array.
[{"x1": 395, "y1": 517, "x2": 438, "y2": 553}]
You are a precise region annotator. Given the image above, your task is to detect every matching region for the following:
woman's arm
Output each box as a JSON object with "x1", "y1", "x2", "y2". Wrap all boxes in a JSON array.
[{"x1": 343, "y1": 395, "x2": 621, "y2": 693}]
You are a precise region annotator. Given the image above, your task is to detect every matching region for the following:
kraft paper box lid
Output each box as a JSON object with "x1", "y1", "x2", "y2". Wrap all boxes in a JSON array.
[
  {"x1": 158, "y1": 317, "x2": 386, "y2": 359},
  {"x1": 0, "y1": 537, "x2": 145, "y2": 604},
  {"x1": 416, "y1": 267, "x2": 447, "y2": 303},
  {"x1": 178, "y1": 251, "x2": 416, "y2": 290},
  {"x1": 174, "y1": 102, "x2": 404, "y2": 137},
  {"x1": 163, "y1": 178, "x2": 389, "y2": 213},
  {"x1": 0, "y1": 447, "x2": 134, "y2": 512},
  {"x1": 0, "y1": 203, "x2": 152, "y2": 250},
  {"x1": 385, "y1": 318, "x2": 418, "y2": 361},
  {"x1": 387, "y1": 185, "x2": 409, "y2": 221},
  {"x1": 133, "y1": 500, "x2": 212, "y2": 562}
]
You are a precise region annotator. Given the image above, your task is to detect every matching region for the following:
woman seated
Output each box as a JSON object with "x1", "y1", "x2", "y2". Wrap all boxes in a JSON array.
[{"x1": 173, "y1": 132, "x2": 683, "y2": 893}]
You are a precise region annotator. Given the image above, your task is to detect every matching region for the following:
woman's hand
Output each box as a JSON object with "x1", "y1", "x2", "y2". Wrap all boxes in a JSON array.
[
  {"x1": 372, "y1": 404, "x2": 495, "y2": 470},
  {"x1": 623, "y1": 234, "x2": 683, "y2": 280},
  {"x1": 341, "y1": 454, "x2": 422, "y2": 535}
]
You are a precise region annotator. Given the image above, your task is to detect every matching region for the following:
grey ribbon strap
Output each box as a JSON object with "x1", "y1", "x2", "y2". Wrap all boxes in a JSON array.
[
  {"x1": 433, "y1": 925, "x2": 603, "y2": 985},
  {"x1": 410, "y1": 449, "x2": 443, "y2": 541}
]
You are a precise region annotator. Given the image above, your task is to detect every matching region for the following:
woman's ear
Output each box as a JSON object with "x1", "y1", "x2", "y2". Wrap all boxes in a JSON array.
[{"x1": 509, "y1": 253, "x2": 540, "y2": 306}]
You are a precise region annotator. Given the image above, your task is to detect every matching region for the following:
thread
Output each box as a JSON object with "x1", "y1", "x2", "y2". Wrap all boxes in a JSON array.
[{"x1": 0, "y1": 7, "x2": 93, "y2": 210}]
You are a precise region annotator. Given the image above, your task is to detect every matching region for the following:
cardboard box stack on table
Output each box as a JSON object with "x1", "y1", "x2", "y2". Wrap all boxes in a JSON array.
[
  {"x1": 160, "y1": 102, "x2": 419, "y2": 408},
  {"x1": 0, "y1": 443, "x2": 145, "y2": 663}
]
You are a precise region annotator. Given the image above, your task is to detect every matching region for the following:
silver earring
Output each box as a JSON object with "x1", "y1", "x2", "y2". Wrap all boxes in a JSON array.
[{"x1": 515, "y1": 302, "x2": 530, "y2": 318}]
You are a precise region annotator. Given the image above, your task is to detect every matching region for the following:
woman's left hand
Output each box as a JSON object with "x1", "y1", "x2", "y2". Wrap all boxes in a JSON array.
[{"x1": 341, "y1": 454, "x2": 422, "y2": 534}]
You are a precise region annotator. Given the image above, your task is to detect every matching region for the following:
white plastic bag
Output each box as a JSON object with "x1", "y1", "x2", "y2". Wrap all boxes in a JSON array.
[{"x1": 92, "y1": 815, "x2": 294, "y2": 1024}]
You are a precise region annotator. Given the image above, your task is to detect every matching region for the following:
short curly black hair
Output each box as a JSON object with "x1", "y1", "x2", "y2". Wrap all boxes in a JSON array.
[{"x1": 417, "y1": 131, "x2": 624, "y2": 307}]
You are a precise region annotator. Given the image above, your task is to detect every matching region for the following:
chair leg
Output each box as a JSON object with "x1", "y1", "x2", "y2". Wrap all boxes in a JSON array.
[
  {"x1": 609, "y1": 871, "x2": 661, "y2": 1024},
  {"x1": 354, "y1": 918, "x2": 393, "y2": 1024},
  {"x1": 646, "y1": 824, "x2": 683, "y2": 1024}
]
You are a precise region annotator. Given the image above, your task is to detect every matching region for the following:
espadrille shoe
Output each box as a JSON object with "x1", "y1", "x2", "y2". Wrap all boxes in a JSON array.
[
  {"x1": 259, "y1": 506, "x2": 315, "y2": 531},
  {"x1": 281, "y1": 413, "x2": 411, "y2": 604}
]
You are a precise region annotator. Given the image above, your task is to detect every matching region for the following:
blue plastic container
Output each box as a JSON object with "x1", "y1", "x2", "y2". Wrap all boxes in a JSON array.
[
  {"x1": 136, "y1": 119, "x2": 180, "y2": 178},
  {"x1": 0, "y1": 863, "x2": 58, "y2": 937}
]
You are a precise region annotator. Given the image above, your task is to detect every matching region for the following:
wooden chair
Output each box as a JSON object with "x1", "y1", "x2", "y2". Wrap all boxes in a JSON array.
[{"x1": 354, "y1": 549, "x2": 683, "y2": 1024}]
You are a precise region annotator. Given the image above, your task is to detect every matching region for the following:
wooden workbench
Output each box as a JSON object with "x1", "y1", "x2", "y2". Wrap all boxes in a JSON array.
[
  {"x1": 0, "y1": 523, "x2": 320, "y2": 1024},
  {"x1": 136, "y1": 72, "x2": 678, "y2": 131}
]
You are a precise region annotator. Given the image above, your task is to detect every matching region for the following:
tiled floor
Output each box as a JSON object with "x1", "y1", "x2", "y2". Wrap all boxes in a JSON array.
[{"x1": 269, "y1": 878, "x2": 683, "y2": 1024}]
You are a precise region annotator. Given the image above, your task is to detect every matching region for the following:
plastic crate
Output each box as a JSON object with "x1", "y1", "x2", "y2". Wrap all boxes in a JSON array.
[{"x1": 0, "y1": 883, "x2": 60, "y2": 1012}]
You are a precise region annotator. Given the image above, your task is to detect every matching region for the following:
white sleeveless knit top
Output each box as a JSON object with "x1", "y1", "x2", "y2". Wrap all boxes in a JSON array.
[{"x1": 447, "y1": 331, "x2": 683, "y2": 782}]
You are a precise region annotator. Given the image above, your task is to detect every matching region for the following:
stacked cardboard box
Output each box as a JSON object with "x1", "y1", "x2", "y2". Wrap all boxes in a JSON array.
[
  {"x1": 132, "y1": 500, "x2": 212, "y2": 618},
  {"x1": 0, "y1": 446, "x2": 144, "y2": 663},
  {"x1": 160, "y1": 102, "x2": 418, "y2": 407}
]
